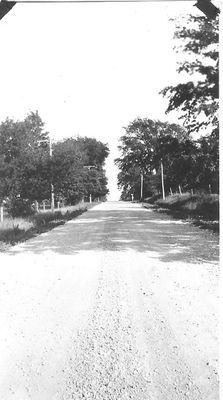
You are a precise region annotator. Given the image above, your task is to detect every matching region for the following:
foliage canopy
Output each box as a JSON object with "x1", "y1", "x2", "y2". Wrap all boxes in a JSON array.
[
  {"x1": 160, "y1": 15, "x2": 219, "y2": 134},
  {"x1": 116, "y1": 117, "x2": 219, "y2": 200},
  {"x1": 0, "y1": 112, "x2": 109, "y2": 213}
]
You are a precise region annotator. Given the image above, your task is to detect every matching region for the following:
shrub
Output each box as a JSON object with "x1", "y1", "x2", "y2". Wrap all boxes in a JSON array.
[
  {"x1": 32, "y1": 211, "x2": 63, "y2": 226},
  {"x1": 144, "y1": 194, "x2": 162, "y2": 204},
  {"x1": 155, "y1": 193, "x2": 219, "y2": 220},
  {"x1": 192, "y1": 194, "x2": 219, "y2": 220},
  {"x1": 6, "y1": 198, "x2": 35, "y2": 218},
  {"x1": 156, "y1": 193, "x2": 192, "y2": 209}
]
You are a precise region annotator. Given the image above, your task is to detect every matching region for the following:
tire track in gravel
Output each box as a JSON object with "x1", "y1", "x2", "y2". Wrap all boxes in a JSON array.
[
  {"x1": 61, "y1": 252, "x2": 209, "y2": 400},
  {"x1": 62, "y1": 251, "x2": 151, "y2": 400},
  {"x1": 135, "y1": 263, "x2": 219, "y2": 400},
  {"x1": 126, "y1": 266, "x2": 203, "y2": 400}
]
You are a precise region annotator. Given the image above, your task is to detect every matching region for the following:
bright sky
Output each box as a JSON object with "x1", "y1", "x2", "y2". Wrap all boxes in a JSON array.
[{"x1": 0, "y1": 0, "x2": 216, "y2": 200}]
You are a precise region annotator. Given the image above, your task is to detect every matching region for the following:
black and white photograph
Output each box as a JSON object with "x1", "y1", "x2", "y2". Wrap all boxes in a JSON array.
[{"x1": 0, "y1": 0, "x2": 220, "y2": 398}]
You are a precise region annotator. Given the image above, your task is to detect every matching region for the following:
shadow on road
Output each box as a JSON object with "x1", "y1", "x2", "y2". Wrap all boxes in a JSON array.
[{"x1": 8, "y1": 204, "x2": 219, "y2": 264}]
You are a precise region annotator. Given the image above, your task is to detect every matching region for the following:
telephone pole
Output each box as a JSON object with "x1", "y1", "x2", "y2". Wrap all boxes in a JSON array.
[
  {"x1": 140, "y1": 171, "x2": 144, "y2": 202},
  {"x1": 160, "y1": 160, "x2": 165, "y2": 200},
  {"x1": 49, "y1": 138, "x2": 55, "y2": 212}
]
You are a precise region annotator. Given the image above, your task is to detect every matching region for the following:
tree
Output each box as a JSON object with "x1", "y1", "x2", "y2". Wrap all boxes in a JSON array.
[
  {"x1": 117, "y1": 165, "x2": 141, "y2": 201},
  {"x1": 115, "y1": 118, "x2": 190, "y2": 199},
  {"x1": 0, "y1": 112, "x2": 110, "y2": 213},
  {"x1": 75, "y1": 137, "x2": 109, "y2": 201},
  {"x1": 82, "y1": 168, "x2": 109, "y2": 200},
  {"x1": 194, "y1": 129, "x2": 219, "y2": 192},
  {"x1": 160, "y1": 15, "x2": 219, "y2": 134},
  {"x1": 116, "y1": 119, "x2": 157, "y2": 175},
  {"x1": 52, "y1": 137, "x2": 109, "y2": 204},
  {"x1": 76, "y1": 137, "x2": 109, "y2": 167},
  {"x1": 153, "y1": 134, "x2": 198, "y2": 193},
  {"x1": 0, "y1": 112, "x2": 50, "y2": 204}
]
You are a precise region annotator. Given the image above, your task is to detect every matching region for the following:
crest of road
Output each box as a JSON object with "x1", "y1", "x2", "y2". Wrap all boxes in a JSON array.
[{"x1": 0, "y1": 201, "x2": 219, "y2": 400}]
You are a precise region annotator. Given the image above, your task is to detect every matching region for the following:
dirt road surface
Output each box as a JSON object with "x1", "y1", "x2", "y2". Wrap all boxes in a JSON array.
[{"x1": 0, "y1": 201, "x2": 219, "y2": 400}]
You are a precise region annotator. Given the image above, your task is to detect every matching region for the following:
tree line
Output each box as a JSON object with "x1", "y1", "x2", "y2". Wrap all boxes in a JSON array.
[
  {"x1": 0, "y1": 111, "x2": 109, "y2": 215},
  {"x1": 116, "y1": 14, "x2": 219, "y2": 201}
]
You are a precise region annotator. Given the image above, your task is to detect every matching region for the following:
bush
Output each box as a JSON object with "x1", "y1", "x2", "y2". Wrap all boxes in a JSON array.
[
  {"x1": 190, "y1": 194, "x2": 219, "y2": 220},
  {"x1": 6, "y1": 198, "x2": 35, "y2": 218},
  {"x1": 31, "y1": 208, "x2": 87, "y2": 227},
  {"x1": 32, "y1": 211, "x2": 63, "y2": 226},
  {"x1": 155, "y1": 193, "x2": 219, "y2": 220},
  {"x1": 144, "y1": 194, "x2": 162, "y2": 204}
]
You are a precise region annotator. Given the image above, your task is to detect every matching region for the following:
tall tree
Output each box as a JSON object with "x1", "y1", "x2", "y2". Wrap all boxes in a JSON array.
[
  {"x1": 160, "y1": 15, "x2": 219, "y2": 134},
  {"x1": 0, "y1": 112, "x2": 50, "y2": 203}
]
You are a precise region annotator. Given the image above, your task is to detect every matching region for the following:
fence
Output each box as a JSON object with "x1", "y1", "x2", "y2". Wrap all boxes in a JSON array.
[{"x1": 0, "y1": 196, "x2": 101, "y2": 222}]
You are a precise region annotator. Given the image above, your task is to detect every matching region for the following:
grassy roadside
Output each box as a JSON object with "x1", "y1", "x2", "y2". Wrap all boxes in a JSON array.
[
  {"x1": 0, "y1": 202, "x2": 97, "y2": 252},
  {"x1": 143, "y1": 193, "x2": 219, "y2": 234}
]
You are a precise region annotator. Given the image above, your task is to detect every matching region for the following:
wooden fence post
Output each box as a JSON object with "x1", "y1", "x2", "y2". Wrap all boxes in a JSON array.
[
  {"x1": 35, "y1": 200, "x2": 39, "y2": 212},
  {"x1": 0, "y1": 205, "x2": 3, "y2": 222}
]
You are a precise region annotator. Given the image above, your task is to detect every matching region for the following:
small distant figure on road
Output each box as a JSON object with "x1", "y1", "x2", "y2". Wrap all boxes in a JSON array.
[{"x1": 131, "y1": 194, "x2": 134, "y2": 202}]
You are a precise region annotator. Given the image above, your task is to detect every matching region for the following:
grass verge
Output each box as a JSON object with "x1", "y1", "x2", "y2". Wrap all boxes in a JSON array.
[
  {"x1": 144, "y1": 193, "x2": 219, "y2": 234},
  {"x1": 0, "y1": 203, "x2": 96, "y2": 252}
]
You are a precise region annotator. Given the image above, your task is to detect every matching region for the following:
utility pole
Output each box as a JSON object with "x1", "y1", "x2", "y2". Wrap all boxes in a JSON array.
[
  {"x1": 49, "y1": 137, "x2": 55, "y2": 212},
  {"x1": 160, "y1": 160, "x2": 165, "y2": 200},
  {"x1": 140, "y1": 171, "x2": 144, "y2": 202}
]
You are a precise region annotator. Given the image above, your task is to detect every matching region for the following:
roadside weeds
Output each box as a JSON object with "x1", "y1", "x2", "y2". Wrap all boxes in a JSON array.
[
  {"x1": 143, "y1": 201, "x2": 219, "y2": 234},
  {"x1": 0, "y1": 203, "x2": 96, "y2": 252}
]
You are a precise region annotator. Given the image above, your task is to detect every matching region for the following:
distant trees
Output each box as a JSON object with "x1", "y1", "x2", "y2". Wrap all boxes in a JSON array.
[
  {"x1": 116, "y1": 117, "x2": 218, "y2": 201},
  {"x1": 52, "y1": 137, "x2": 109, "y2": 204},
  {"x1": 116, "y1": 118, "x2": 187, "y2": 199},
  {"x1": 0, "y1": 112, "x2": 109, "y2": 214}
]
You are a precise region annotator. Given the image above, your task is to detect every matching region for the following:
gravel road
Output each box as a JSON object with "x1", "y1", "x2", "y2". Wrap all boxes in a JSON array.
[{"x1": 0, "y1": 201, "x2": 219, "y2": 400}]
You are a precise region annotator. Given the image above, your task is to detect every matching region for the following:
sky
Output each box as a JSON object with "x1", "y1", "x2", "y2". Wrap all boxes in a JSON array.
[{"x1": 0, "y1": 0, "x2": 219, "y2": 200}]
